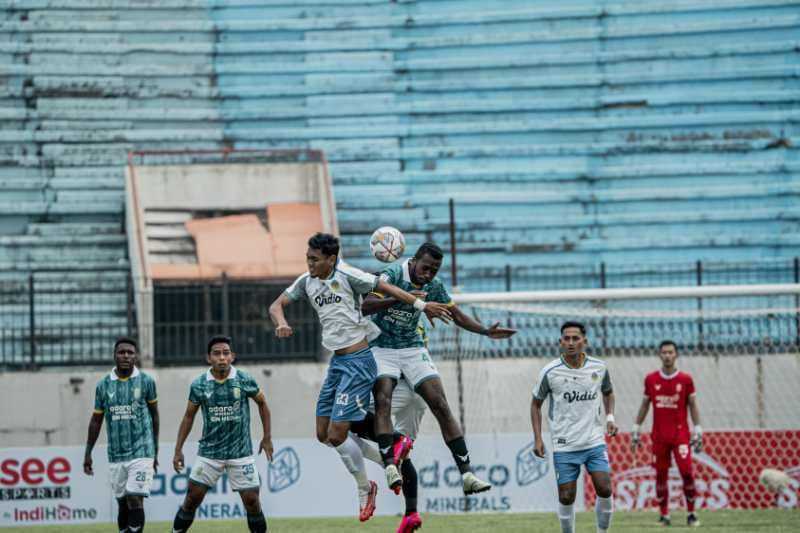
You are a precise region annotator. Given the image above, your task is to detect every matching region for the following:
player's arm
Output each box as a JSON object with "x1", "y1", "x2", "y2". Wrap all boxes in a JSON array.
[
  {"x1": 603, "y1": 390, "x2": 618, "y2": 437},
  {"x1": 530, "y1": 397, "x2": 546, "y2": 458},
  {"x1": 688, "y1": 393, "x2": 703, "y2": 452},
  {"x1": 531, "y1": 370, "x2": 550, "y2": 458},
  {"x1": 601, "y1": 369, "x2": 618, "y2": 436},
  {"x1": 631, "y1": 396, "x2": 650, "y2": 452},
  {"x1": 449, "y1": 304, "x2": 516, "y2": 339},
  {"x1": 375, "y1": 279, "x2": 453, "y2": 322},
  {"x1": 361, "y1": 289, "x2": 427, "y2": 316},
  {"x1": 252, "y1": 391, "x2": 274, "y2": 462},
  {"x1": 173, "y1": 401, "x2": 199, "y2": 473},
  {"x1": 147, "y1": 400, "x2": 160, "y2": 473},
  {"x1": 83, "y1": 411, "x2": 104, "y2": 476},
  {"x1": 269, "y1": 293, "x2": 294, "y2": 338}
]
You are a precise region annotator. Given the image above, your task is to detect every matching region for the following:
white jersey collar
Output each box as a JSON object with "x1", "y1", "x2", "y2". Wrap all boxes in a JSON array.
[
  {"x1": 401, "y1": 259, "x2": 413, "y2": 284},
  {"x1": 659, "y1": 368, "x2": 679, "y2": 380},
  {"x1": 110, "y1": 366, "x2": 140, "y2": 381},
  {"x1": 206, "y1": 365, "x2": 238, "y2": 382}
]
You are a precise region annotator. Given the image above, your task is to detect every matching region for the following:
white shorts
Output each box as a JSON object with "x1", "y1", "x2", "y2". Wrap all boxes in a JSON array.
[
  {"x1": 392, "y1": 379, "x2": 428, "y2": 440},
  {"x1": 373, "y1": 346, "x2": 439, "y2": 390},
  {"x1": 189, "y1": 455, "x2": 260, "y2": 492},
  {"x1": 109, "y1": 457, "x2": 155, "y2": 499}
]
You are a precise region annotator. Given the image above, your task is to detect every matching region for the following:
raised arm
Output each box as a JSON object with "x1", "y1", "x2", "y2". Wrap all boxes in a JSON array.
[
  {"x1": 253, "y1": 391, "x2": 274, "y2": 461},
  {"x1": 269, "y1": 293, "x2": 294, "y2": 338},
  {"x1": 361, "y1": 290, "x2": 427, "y2": 316},
  {"x1": 173, "y1": 401, "x2": 199, "y2": 473},
  {"x1": 375, "y1": 279, "x2": 452, "y2": 322},
  {"x1": 83, "y1": 412, "x2": 104, "y2": 476},
  {"x1": 449, "y1": 305, "x2": 516, "y2": 338}
]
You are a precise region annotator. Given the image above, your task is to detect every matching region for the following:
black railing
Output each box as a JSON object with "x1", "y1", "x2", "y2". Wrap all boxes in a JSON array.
[
  {"x1": 455, "y1": 257, "x2": 799, "y2": 293},
  {"x1": 152, "y1": 277, "x2": 321, "y2": 365},
  {"x1": 0, "y1": 258, "x2": 797, "y2": 368}
]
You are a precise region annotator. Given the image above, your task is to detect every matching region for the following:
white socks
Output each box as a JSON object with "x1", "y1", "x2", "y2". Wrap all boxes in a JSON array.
[
  {"x1": 558, "y1": 503, "x2": 575, "y2": 533},
  {"x1": 335, "y1": 435, "x2": 369, "y2": 490},
  {"x1": 350, "y1": 432, "x2": 383, "y2": 466},
  {"x1": 595, "y1": 495, "x2": 613, "y2": 532}
]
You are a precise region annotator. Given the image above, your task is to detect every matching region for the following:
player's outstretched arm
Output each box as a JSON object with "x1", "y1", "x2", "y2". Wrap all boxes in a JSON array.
[
  {"x1": 253, "y1": 391, "x2": 274, "y2": 462},
  {"x1": 530, "y1": 398, "x2": 546, "y2": 458},
  {"x1": 269, "y1": 293, "x2": 294, "y2": 338},
  {"x1": 83, "y1": 412, "x2": 104, "y2": 476},
  {"x1": 375, "y1": 279, "x2": 452, "y2": 322},
  {"x1": 449, "y1": 305, "x2": 517, "y2": 338},
  {"x1": 361, "y1": 290, "x2": 426, "y2": 316},
  {"x1": 631, "y1": 397, "x2": 650, "y2": 452},
  {"x1": 173, "y1": 401, "x2": 199, "y2": 473}
]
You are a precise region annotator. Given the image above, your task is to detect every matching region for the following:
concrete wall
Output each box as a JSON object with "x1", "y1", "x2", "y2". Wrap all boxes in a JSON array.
[{"x1": 2, "y1": 354, "x2": 797, "y2": 448}]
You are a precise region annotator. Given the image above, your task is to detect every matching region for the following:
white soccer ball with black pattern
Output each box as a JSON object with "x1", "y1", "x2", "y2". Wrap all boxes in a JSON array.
[{"x1": 370, "y1": 226, "x2": 406, "y2": 263}]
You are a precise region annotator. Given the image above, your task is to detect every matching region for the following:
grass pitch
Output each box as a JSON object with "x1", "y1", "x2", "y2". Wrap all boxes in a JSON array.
[{"x1": 4, "y1": 509, "x2": 798, "y2": 532}]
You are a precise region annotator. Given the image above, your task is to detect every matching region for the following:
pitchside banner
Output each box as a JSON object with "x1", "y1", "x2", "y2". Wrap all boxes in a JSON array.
[
  {"x1": 584, "y1": 430, "x2": 800, "y2": 511},
  {"x1": 0, "y1": 433, "x2": 564, "y2": 528}
]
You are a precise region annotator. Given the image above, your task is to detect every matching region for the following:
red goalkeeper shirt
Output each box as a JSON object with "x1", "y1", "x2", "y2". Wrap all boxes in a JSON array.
[{"x1": 644, "y1": 370, "x2": 695, "y2": 444}]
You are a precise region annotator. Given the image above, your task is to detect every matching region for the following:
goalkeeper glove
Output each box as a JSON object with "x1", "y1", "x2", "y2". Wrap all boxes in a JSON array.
[
  {"x1": 631, "y1": 424, "x2": 641, "y2": 452},
  {"x1": 690, "y1": 425, "x2": 703, "y2": 452}
]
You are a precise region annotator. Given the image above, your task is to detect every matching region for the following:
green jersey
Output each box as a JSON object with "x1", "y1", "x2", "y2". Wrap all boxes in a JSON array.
[
  {"x1": 371, "y1": 259, "x2": 452, "y2": 349},
  {"x1": 93, "y1": 367, "x2": 157, "y2": 464},
  {"x1": 188, "y1": 366, "x2": 261, "y2": 460}
]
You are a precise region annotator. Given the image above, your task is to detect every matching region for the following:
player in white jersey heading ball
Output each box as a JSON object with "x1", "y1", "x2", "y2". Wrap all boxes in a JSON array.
[
  {"x1": 269, "y1": 233, "x2": 452, "y2": 507},
  {"x1": 531, "y1": 321, "x2": 618, "y2": 533}
]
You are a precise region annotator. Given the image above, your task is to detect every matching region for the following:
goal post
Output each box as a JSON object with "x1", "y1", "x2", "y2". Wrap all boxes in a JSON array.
[{"x1": 423, "y1": 283, "x2": 800, "y2": 437}]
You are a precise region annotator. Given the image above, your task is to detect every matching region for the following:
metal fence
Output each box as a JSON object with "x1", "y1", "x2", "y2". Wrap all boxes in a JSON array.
[
  {"x1": 457, "y1": 257, "x2": 800, "y2": 293},
  {"x1": 0, "y1": 258, "x2": 797, "y2": 368},
  {"x1": 151, "y1": 278, "x2": 321, "y2": 365},
  {"x1": 0, "y1": 275, "x2": 321, "y2": 368}
]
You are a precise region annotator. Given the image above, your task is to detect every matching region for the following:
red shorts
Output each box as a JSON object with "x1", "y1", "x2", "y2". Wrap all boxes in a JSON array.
[{"x1": 652, "y1": 440, "x2": 693, "y2": 477}]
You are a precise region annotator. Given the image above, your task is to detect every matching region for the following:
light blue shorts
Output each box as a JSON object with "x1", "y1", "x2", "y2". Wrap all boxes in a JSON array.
[
  {"x1": 552, "y1": 444, "x2": 610, "y2": 485},
  {"x1": 316, "y1": 348, "x2": 377, "y2": 422}
]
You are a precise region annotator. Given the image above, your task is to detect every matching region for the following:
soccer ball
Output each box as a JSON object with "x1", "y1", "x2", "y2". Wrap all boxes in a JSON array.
[
  {"x1": 759, "y1": 468, "x2": 791, "y2": 493},
  {"x1": 370, "y1": 226, "x2": 405, "y2": 263}
]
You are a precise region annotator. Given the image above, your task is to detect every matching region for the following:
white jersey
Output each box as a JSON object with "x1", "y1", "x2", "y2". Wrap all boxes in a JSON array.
[
  {"x1": 285, "y1": 261, "x2": 381, "y2": 351},
  {"x1": 533, "y1": 355, "x2": 613, "y2": 453}
]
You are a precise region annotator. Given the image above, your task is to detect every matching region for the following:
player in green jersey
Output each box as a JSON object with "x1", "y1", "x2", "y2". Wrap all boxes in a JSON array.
[
  {"x1": 84, "y1": 337, "x2": 159, "y2": 533},
  {"x1": 171, "y1": 335, "x2": 273, "y2": 533},
  {"x1": 364, "y1": 242, "x2": 517, "y2": 495}
]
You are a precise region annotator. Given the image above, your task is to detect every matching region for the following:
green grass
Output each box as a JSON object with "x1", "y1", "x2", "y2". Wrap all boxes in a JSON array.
[{"x1": 3, "y1": 509, "x2": 798, "y2": 532}]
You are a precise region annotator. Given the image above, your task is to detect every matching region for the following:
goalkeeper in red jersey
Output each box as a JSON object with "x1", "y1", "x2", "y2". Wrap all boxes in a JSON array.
[{"x1": 631, "y1": 340, "x2": 703, "y2": 527}]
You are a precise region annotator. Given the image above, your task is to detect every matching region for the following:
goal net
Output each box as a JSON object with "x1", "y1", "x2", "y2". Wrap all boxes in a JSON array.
[{"x1": 422, "y1": 283, "x2": 800, "y2": 509}]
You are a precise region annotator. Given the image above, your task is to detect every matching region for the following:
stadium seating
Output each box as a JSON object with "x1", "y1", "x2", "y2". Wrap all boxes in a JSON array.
[{"x1": 0, "y1": 0, "x2": 797, "y2": 362}]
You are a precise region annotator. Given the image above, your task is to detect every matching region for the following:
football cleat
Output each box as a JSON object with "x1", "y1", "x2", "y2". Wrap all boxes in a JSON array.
[
  {"x1": 396, "y1": 511, "x2": 422, "y2": 533},
  {"x1": 658, "y1": 515, "x2": 671, "y2": 527},
  {"x1": 358, "y1": 480, "x2": 377, "y2": 522},
  {"x1": 462, "y1": 471, "x2": 492, "y2": 494},
  {"x1": 687, "y1": 513, "x2": 701, "y2": 527},
  {"x1": 393, "y1": 435, "x2": 414, "y2": 465}
]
